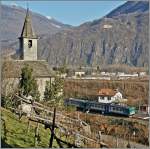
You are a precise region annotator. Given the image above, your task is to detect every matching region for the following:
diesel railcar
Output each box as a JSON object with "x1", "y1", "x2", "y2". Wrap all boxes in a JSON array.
[{"x1": 64, "y1": 98, "x2": 136, "y2": 116}]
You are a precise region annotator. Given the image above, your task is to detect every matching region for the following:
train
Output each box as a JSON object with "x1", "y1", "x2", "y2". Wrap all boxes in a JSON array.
[{"x1": 64, "y1": 98, "x2": 136, "y2": 117}]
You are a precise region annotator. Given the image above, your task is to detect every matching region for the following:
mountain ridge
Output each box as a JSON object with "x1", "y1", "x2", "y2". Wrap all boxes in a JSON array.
[
  {"x1": 1, "y1": 4, "x2": 72, "y2": 47},
  {"x1": 1, "y1": 1, "x2": 149, "y2": 68},
  {"x1": 38, "y1": 1, "x2": 149, "y2": 67}
]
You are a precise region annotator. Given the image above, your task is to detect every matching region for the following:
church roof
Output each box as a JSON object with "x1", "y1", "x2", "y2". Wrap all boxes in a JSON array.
[
  {"x1": 20, "y1": 8, "x2": 37, "y2": 38},
  {"x1": 2, "y1": 60, "x2": 55, "y2": 78}
]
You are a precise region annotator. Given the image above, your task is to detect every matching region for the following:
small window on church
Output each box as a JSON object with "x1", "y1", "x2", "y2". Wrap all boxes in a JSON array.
[{"x1": 28, "y1": 40, "x2": 32, "y2": 48}]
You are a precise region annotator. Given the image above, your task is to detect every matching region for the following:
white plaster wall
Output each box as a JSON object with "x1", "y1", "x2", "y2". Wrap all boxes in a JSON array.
[
  {"x1": 2, "y1": 77, "x2": 54, "y2": 101},
  {"x1": 2, "y1": 78, "x2": 20, "y2": 96},
  {"x1": 23, "y1": 38, "x2": 37, "y2": 60},
  {"x1": 98, "y1": 96, "x2": 115, "y2": 103}
]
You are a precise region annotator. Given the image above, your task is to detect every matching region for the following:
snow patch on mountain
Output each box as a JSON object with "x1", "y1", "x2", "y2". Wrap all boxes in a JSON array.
[
  {"x1": 46, "y1": 16, "x2": 52, "y2": 20},
  {"x1": 51, "y1": 23, "x2": 61, "y2": 28}
]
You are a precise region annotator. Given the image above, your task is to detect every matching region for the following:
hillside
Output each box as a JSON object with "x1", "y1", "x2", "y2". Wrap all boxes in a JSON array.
[
  {"x1": 38, "y1": 1, "x2": 149, "y2": 67},
  {"x1": 1, "y1": 108, "x2": 58, "y2": 148},
  {"x1": 1, "y1": 1, "x2": 149, "y2": 67},
  {"x1": 1, "y1": 4, "x2": 72, "y2": 51},
  {"x1": 106, "y1": 1, "x2": 149, "y2": 17}
]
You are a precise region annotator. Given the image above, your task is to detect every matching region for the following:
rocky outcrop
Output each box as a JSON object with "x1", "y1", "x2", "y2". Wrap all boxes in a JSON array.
[{"x1": 38, "y1": 1, "x2": 149, "y2": 67}]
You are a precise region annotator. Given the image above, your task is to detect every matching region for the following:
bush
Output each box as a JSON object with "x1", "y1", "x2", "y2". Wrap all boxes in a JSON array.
[{"x1": 1, "y1": 96, "x2": 14, "y2": 109}]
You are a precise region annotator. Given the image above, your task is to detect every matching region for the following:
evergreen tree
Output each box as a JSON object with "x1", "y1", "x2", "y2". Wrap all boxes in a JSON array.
[
  {"x1": 44, "y1": 76, "x2": 64, "y2": 105},
  {"x1": 44, "y1": 81, "x2": 52, "y2": 102},
  {"x1": 19, "y1": 64, "x2": 40, "y2": 101}
]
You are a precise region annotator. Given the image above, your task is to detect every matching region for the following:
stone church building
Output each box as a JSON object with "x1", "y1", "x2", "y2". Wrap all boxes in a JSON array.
[{"x1": 2, "y1": 8, "x2": 55, "y2": 100}]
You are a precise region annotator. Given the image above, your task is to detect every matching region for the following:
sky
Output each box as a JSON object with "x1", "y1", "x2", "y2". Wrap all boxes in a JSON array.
[{"x1": 2, "y1": 1, "x2": 126, "y2": 26}]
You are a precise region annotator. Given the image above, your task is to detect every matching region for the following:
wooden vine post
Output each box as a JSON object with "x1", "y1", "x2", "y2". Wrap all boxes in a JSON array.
[
  {"x1": 98, "y1": 131, "x2": 101, "y2": 147},
  {"x1": 34, "y1": 122, "x2": 39, "y2": 147},
  {"x1": 27, "y1": 120, "x2": 31, "y2": 133},
  {"x1": 2, "y1": 118, "x2": 7, "y2": 142},
  {"x1": 49, "y1": 107, "x2": 56, "y2": 148}
]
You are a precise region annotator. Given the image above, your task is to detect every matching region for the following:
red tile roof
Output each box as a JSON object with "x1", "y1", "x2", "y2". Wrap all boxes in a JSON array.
[{"x1": 97, "y1": 88, "x2": 116, "y2": 96}]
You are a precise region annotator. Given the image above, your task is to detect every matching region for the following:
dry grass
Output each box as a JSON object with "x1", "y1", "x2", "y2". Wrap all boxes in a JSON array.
[{"x1": 64, "y1": 79, "x2": 149, "y2": 104}]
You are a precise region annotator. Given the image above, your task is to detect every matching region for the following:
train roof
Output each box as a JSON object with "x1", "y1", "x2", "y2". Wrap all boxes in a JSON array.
[{"x1": 67, "y1": 98, "x2": 87, "y2": 103}]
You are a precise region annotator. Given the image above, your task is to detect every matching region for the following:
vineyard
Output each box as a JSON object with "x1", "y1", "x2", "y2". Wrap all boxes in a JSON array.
[{"x1": 1, "y1": 95, "x2": 149, "y2": 148}]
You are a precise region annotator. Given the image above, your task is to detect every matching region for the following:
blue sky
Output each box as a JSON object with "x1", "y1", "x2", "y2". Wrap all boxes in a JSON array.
[{"x1": 2, "y1": 1, "x2": 126, "y2": 26}]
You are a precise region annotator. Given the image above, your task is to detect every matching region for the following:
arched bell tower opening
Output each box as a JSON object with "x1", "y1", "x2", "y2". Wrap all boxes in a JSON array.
[{"x1": 19, "y1": 8, "x2": 38, "y2": 60}]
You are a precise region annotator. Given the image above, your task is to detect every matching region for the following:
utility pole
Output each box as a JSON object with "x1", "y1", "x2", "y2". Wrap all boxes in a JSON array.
[{"x1": 49, "y1": 107, "x2": 56, "y2": 148}]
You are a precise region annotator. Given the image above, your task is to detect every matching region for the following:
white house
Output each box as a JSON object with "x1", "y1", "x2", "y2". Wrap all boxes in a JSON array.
[
  {"x1": 97, "y1": 88, "x2": 127, "y2": 103},
  {"x1": 75, "y1": 71, "x2": 85, "y2": 77},
  {"x1": 57, "y1": 73, "x2": 67, "y2": 79},
  {"x1": 100, "y1": 72, "x2": 116, "y2": 77},
  {"x1": 117, "y1": 73, "x2": 138, "y2": 80},
  {"x1": 103, "y1": 24, "x2": 112, "y2": 29},
  {"x1": 139, "y1": 72, "x2": 146, "y2": 77}
]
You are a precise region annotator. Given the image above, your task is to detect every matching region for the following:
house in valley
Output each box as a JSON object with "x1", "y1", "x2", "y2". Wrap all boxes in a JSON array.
[
  {"x1": 75, "y1": 70, "x2": 86, "y2": 78},
  {"x1": 97, "y1": 88, "x2": 127, "y2": 103}
]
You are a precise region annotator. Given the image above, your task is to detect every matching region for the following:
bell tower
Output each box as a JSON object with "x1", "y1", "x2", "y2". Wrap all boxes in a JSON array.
[{"x1": 19, "y1": 8, "x2": 37, "y2": 60}]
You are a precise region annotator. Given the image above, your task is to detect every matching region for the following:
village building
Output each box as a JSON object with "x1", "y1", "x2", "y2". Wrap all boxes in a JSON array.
[
  {"x1": 97, "y1": 88, "x2": 127, "y2": 103},
  {"x1": 100, "y1": 72, "x2": 116, "y2": 77},
  {"x1": 139, "y1": 72, "x2": 147, "y2": 77},
  {"x1": 117, "y1": 72, "x2": 139, "y2": 80},
  {"x1": 74, "y1": 70, "x2": 86, "y2": 78},
  {"x1": 2, "y1": 8, "x2": 55, "y2": 100},
  {"x1": 56, "y1": 73, "x2": 67, "y2": 79}
]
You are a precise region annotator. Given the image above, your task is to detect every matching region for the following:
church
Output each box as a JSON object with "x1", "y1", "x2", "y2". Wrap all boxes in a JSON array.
[{"x1": 2, "y1": 8, "x2": 55, "y2": 100}]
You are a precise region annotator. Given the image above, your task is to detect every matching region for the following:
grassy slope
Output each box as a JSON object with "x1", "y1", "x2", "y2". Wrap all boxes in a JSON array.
[{"x1": 1, "y1": 108, "x2": 59, "y2": 148}]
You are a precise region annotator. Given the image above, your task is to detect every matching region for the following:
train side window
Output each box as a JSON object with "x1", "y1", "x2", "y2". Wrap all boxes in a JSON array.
[{"x1": 118, "y1": 108, "x2": 122, "y2": 111}]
